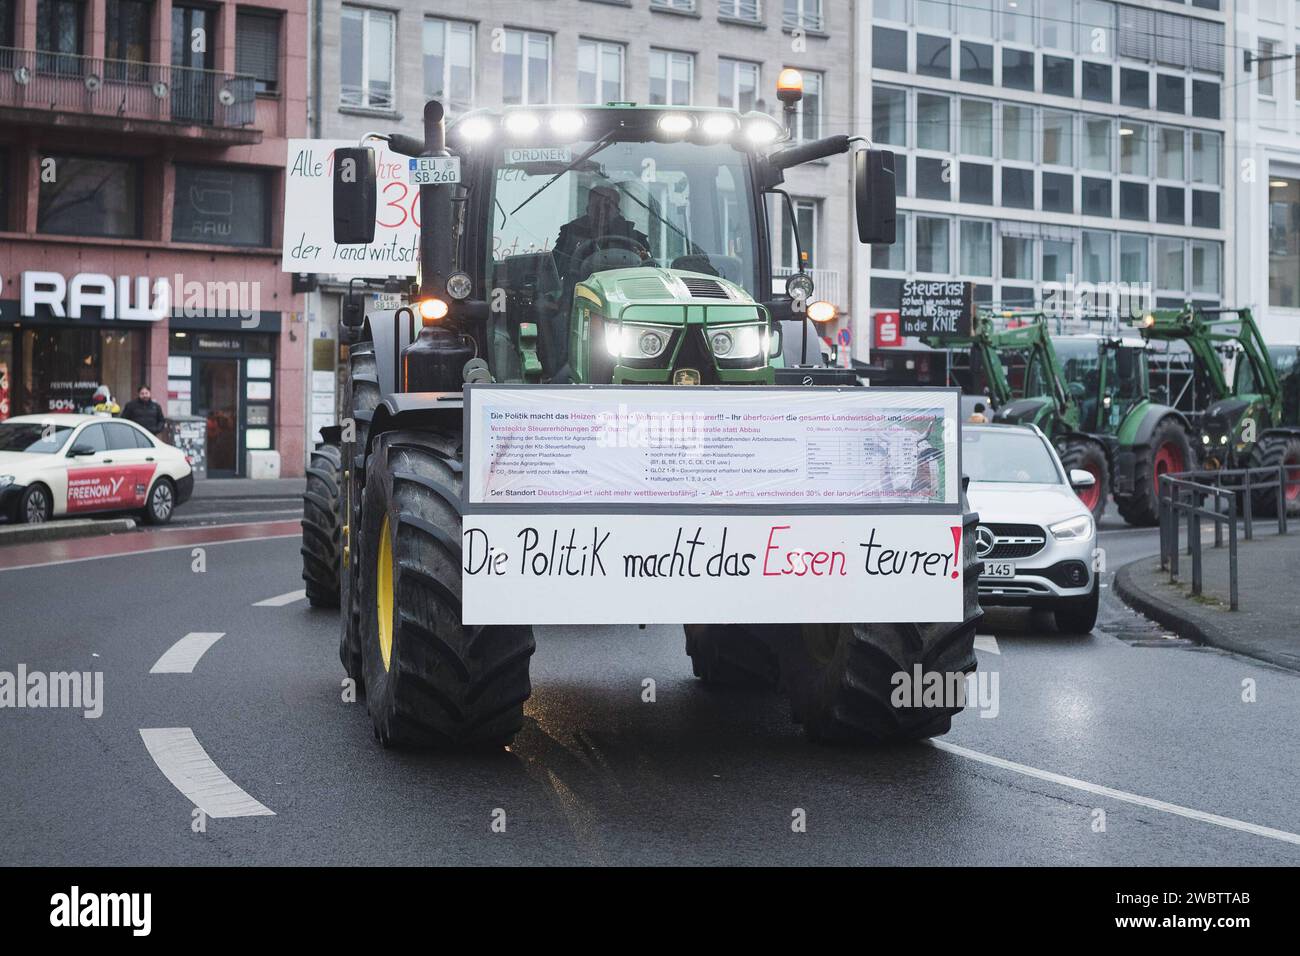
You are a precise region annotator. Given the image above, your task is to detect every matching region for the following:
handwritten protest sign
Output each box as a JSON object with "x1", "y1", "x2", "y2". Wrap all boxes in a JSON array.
[
  {"x1": 898, "y1": 280, "x2": 974, "y2": 339},
  {"x1": 461, "y1": 386, "x2": 964, "y2": 624},
  {"x1": 282, "y1": 139, "x2": 420, "y2": 277}
]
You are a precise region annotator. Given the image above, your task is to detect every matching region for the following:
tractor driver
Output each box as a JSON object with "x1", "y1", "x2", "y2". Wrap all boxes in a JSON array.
[{"x1": 552, "y1": 185, "x2": 650, "y2": 284}]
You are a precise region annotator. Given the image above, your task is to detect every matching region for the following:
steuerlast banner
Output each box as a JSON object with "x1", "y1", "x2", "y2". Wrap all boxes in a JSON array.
[{"x1": 461, "y1": 386, "x2": 965, "y2": 626}]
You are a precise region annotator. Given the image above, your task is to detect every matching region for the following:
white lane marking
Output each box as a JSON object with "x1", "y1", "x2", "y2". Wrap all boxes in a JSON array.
[
  {"x1": 928, "y1": 739, "x2": 1300, "y2": 847},
  {"x1": 253, "y1": 588, "x2": 307, "y2": 607},
  {"x1": 139, "y1": 728, "x2": 275, "y2": 818},
  {"x1": 150, "y1": 632, "x2": 226, "y2": 674},
  {"x1": 974, "y1": 635, "x2": 1000, "y2": 655},
  {"x1": 0, "y1": 529, "x2": 298, "y2": 573}
]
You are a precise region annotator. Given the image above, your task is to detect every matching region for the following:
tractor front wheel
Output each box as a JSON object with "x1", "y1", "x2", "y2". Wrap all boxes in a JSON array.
[
  {"x1": 1058, "y1": 439, "x2": 1109, "y2": 522},
  {"x1": 1116, "y1": 418, "x2": 1193, "y2": 527},
  {"x1": 339, "y1": 341, "x2": 381, "y2": 684},
  {"x1": 684, "y1": 624, "x2": 780, "y2": 687},
  {"x1": 301, "y1": 443, "x2": 343, "y2": 607},
  {"x1": 1250, "y1": 434, "x2": 1300, "y2": 517},
  {"x1": 358, "y1": 429, "x2": 535, "y2": 749}
]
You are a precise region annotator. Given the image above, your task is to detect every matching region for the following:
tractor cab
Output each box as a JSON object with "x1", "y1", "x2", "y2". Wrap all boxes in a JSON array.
[{"x1": 1052, "y1": 336, "x2": 1148, "y2": 433}]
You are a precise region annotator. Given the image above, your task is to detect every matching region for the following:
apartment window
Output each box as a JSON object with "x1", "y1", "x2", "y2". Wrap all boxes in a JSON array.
[
  {"x1": 1191, "y1": 190, "x2": 1219, "y2": 229},
  {"x1": 1082, "y1": 118, "x2": 1111, "y2": 172},
  {"x1": 1157, "y1": 127, "x2": 1184, "y2": 180},
  {"x1": 578, "y1": 39, "x2": 624, "y2": 105},
  {"x1": 649, "y1": 49, "x2": 693, "y2": 106},
  {"x1": 1041, "y1": 172, "x2": 1073, "y2": 213},
  {"x1": 1259, "y1": 40, "x2": 1277, "y2": 97},
  {"x1": 38, "y1": 155, "x2": 139, "y2": 238},
  {"x1": 172, "y1": 165, "x2": 270, "y2": 246},
  {"x1": 1042, "y1": 55, "x2": 1072, "y2": 97},
  {"x1": 1001, "y1": 103, "x2": 1032, "y2": 162},
  {"x1": 718, "y1": 58, "x2": 759, "y2": 112},
  {"x1": 916, "y1": 93, "x2": 949, "y2": 151},
  {"x1": 960, "y1": 99, "x2": 992, "y2": 156},
  {"x1": 1001, "y1": 48, "x2": 1033, "y2": 90},
  {"x1": 1042, "y1": 239, "x2": 1073, "y2": 284},
  {"x1": 792, "y1": 71, "x2": 822, "y2": 141},
  {"x1": 1191, "y1": 241, "x2": 1220, "y2": 296},
  {"x1": 1082, "y1": 232, "x2": 1112, "y2": 282},
  {"x1": 1078, "y1": 0, "x2": 1113, "y2": 55},
  {"x1": 916, "y1": 216, "x2": 950, "y2": 274},
  {"x1": 718, "y1": 0, "x2": 760, "y2": 21},
  {"x1": 916, "y1": 34, "x2": 950, "y2": 79},
  {"x1": 36, "y1": 0, "x2": 83, "y2": 73},
  {"x1": 1082, "y1": 62, "x2": 1110, "y2": 102},
  {"x1": 960, "y1": 220, "x2": 993, "y2": 277},
  {"x1": 1001, "y1": 236, "x2": 1032, "y2": 281},
  {"x1": 783, "y1": 0, "x2": 822, "y2": 32},
  {"x1": 872, "y1": 212, "x2": 906, "y2": 271},
  {"x1": 1270, "y1": 179, "x2": 1300, "y2": 307},
  {"x1": 0, "y1": 0, "x2": 13, "y2": 48},
  {"x1": 1156, "y1": 74, "x2": 1184, "y2": 113},
  {"x1": 874, "y1": 27, "x2": 907, "y2": 72},
  {"x1": 651, "y1": 0, "x2": 696, "y2": 10},
  {"x1": 1120, "y1": 235, "x2": 1149, "y2": 285},
  {"x1": 503, "y1": 29, "x2": 550, "y2": 106},
  {"x1": 106, "y1": 0, "x2": 150, "y2": 71},
  {"x1": 876, "y1": 0, "x2": 906, "y2": 22},
  {"x1": 1002, "y1": 168, "x2": 1034, "y2": 209},
  {"x1": 236, "y1": 10, "x2": 280, "y2": 94},
  {"x1": 779, "y1": 198, "x2": 818, "y2": 271},
  {"x1": 1041, "y1": 112, "x2": 1073, "y2": 166},
  {"x1": 1156, "y1": 186, "x2": 1185, "y2": 225},
  {"x1": 962, "y1": 164, "x2": 993, "y2": 204},
  {"x1": 916, "y1": 0, "x2": 949, "y2": 30},
  {"x1": 423, "y1": 18, "x2": 474, "y2": 112},
  {"x1": 1082, "y1": 178, "x2": 1111, "y2": 217},
  {"x1": 1119, "y1": 182, "x2": 1148, "y2": 220},
  {"x1": 873, "y1": 87, "x2": 906, "y2": 147},
  {"x1": 1119, "y1": 123, "x2": 1148, "y2": 176},
  {"x1": 1156, "y1": 238, "x2": 1184, "y2": 291},
  {"x1": 1190, "y1": 131, "x2": 1220, "y2": 185},
  {"x1": 1119, "y1": 68, "x2": 1148, "y2": 109},
  {"x1": 961, "y1": 41, "x2": 993, "y2": 84},
  {"x1": 1191, "y1": 80, "x2": 1220, "y2": 119},
  {"x1": 916, "y1": 157, "x2": 950, "y2": 200},
  {"x1": 340, "y1": 6, "x2": 394, "y2": 110}
]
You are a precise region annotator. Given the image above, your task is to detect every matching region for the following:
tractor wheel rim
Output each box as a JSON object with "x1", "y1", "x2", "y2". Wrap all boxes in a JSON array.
[
  {"x1": 1152, "y1": 441, "x2": 1184, "y2": 497},
  {"x1": 1077, "y1": 464, "x2": 1102, "y2": 510},
  {"x1": 376, "y1": 513, "x2": 394, "y2": 672},
  {"x1": 1286, "y1": 454, "x2": 1300, "y2": 502}
]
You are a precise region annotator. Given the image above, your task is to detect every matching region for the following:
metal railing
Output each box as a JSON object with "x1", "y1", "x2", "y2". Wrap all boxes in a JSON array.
[
  {"x1": 0, "y1": 47, "x2": 256, "y2": 129},
  {"x1": 1158, "y1": 466, "x2": 1290, "y2": 611}
]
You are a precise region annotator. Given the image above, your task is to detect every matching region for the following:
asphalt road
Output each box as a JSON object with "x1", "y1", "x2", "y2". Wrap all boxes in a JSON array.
[{"x1": 2, "y1": 510, "x2": 1298, "y2": 866}]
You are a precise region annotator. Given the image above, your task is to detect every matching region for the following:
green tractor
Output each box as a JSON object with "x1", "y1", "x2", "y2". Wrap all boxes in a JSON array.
[
  {"x1": 298, "y1": 93, "x2": 982, "y2": 749},
  {"x1": 1137, "y1": 306, "x2": 1300, "y2": 515},
  {"x1": 934, "y1": 309, "x2": 1194, "y2": 525}
]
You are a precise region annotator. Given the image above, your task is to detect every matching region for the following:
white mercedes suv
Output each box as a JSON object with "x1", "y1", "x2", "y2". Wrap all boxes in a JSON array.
[{"x1": 963, "y1": 423, "x2": 1100, "y2": 634}]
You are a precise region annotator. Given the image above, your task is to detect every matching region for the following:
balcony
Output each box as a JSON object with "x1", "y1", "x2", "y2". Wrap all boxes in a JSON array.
[
  {"x1": 773, "y1": 266, "x2": 842, "y2": 308},
  {"x1": 0, "y1": 47, "x2": 260, "y2": 144}
]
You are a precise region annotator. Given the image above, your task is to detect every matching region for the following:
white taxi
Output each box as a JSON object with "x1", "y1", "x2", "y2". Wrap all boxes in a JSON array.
[{"x1": 0, "y1": 414, "x2": 193, "y2": 525}]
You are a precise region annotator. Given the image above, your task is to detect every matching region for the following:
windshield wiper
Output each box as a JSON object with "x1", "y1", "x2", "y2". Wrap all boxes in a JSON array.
[
  {"x1": 509, "y1": 132, "x2": 618, "y2": 216},
  {"x1": 609, "y1": 182, "x2": 697, "y2": 252}
]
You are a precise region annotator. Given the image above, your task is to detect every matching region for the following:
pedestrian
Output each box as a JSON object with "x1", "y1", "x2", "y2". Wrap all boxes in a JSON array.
[{"x1": 122, "y1": 385, "x2": 166, "y2": 436}]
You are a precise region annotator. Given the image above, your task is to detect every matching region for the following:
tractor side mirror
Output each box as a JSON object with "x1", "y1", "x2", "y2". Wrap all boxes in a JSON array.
[
  {"x1": 333, "y1": 146, "x2": 378, "y2": 245},
  {"x1": 854, "y1": 149, "x2": 897, "y2": 245},
  {"x1": 341, "y1": 297, "x2": 365, "y2": 330},
  {"x1": 1069, "y1": 468, "x2": 1097, "y2": 489}
]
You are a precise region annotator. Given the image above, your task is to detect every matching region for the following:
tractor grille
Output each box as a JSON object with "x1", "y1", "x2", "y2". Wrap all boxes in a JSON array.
[
  {"x1": 982, "y1": 523, "x2": 1047, "y2": 560},
  {"x1": 680, "y1": 276, "x2": 730, "y2": 299}
]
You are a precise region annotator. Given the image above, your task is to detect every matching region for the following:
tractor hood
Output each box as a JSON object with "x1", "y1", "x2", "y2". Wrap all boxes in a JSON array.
[
  {"x1": 994, "y1": 396, "x2": 1055, "y2": 429},
  {"x1": 576, "y1": 267, "x2": 764, "y2": 322}
]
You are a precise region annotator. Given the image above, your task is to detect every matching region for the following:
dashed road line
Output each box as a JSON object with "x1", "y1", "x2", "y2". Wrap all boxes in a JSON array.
[
  {"x1": 150, "y1": 632, "x2": 226, "y2": 674},
  {"x1": 928, "y1": 738, "x2": 1300, "y2": 847},
  {"x1": 253, "y1": 589, "x2": 307, "y2": 607},
  {"x1": 139, "y1": 728, "x2": 275, "y2": 818}
]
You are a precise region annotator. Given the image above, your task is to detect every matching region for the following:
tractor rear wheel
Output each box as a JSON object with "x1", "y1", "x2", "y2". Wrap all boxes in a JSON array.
[
  {"x1": 358, "y1": 429, "x2": 535, "y2": 748},
  {"x1": 340, "y1": 341, "x2": 381, "y2": 685},
  {"x1": 684, "y1": 624, "x2": 780, "y2": 687},
  {"x1": 301, "y1": 443, "x2": 342, "y2": 607},
  {"x1": 1058, "y1": 439, "x2": 1109, "y2": 522},
  {"x1": 767, "y1": 510, "x2": 981, "y2": 743},
  {"x1": 1116, "y1": 418, "x2": 1193, "y2": 527},
  {"x1": 1250, "y1": 434, "x2": 1300, "y2": 517}
]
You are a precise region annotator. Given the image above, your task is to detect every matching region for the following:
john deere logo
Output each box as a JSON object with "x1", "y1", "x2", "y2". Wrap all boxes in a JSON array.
[{"x1": 975, "y1": 526, "x2": 996, "y2": 558}]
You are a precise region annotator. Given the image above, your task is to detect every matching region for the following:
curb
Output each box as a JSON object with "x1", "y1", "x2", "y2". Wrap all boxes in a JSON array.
[
  {"x1": 0, "y1": 518, "x2": 137, "y2": 547},
  {"x1": 1114, "y1": 558, "x2": 1300, "y2": 672}
]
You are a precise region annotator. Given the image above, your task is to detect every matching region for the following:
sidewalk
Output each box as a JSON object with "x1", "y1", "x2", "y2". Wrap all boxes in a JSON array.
[
  {"x1": 1115, "y1": 527, "x2": 1300, "y2": 671},
  {"x1": 191, "y1": 477, "x2": 306, "y2": 499}
]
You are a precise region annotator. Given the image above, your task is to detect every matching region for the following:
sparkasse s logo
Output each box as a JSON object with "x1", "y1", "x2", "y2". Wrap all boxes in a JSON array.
[{"x1": 49, "y1": 886, "x2": 151, "y2": 936}]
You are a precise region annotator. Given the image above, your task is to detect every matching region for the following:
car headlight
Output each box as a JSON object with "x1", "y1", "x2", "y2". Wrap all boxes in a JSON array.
[
  {"x1": 0, "y1": 475, "x2": 13, "y2": 488},
  {"x1": 709, "y1": 325, "x2": 765, "y2": 360},
  {"x1": 1049, "y1": 514, "x2": 1094, "y2": 540},
  {"x1": 605, "y1": 324, "x2": 671, "y2": 360}
]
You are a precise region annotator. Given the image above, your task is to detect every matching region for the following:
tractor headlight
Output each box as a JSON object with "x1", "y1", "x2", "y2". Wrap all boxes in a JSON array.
[
  {"x1": 1049, "y1": 514, "x2": 1094, "y2": 541},
  {"x1": 446, "y1": 272, "x2": 473, "y2": 300},
  {"x1": 709, "y1": 325, "x2": 764, "y2": 360},
  {"x1": 1220, "y1": 434, "x2": 1229, "y2": 445},
  {"x1": 1202, "y1": 434, "x2": 1211, "y2": 445},
  {"x1": 605, "y1": 324, "x2": 671, "y2": 360}
]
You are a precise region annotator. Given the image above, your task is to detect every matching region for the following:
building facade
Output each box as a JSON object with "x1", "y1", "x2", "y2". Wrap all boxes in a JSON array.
[
  {"x1": 305, "y1": 0, "x2": 866, "y2": 373},
  {"x1": 0, "y1": 0, "x2": 309, "y2": 476}
]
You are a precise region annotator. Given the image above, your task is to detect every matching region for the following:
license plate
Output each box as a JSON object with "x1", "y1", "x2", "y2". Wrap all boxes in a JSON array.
[
  {"x1": 408, "y1": 156, "x2": 461, "y2": 185},
  {"x1": 982, "y1": 561, "x2": 1016, "y2": 578}
]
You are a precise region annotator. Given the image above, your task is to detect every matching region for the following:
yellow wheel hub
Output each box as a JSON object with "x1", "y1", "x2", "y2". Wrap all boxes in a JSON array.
[{"x1": 376, "y1": 513, "x2": 394, "y2": 672}]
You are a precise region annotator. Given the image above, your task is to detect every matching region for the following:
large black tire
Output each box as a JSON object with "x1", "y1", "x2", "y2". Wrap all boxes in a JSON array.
[
  {"x1": 766, "y1": 510, "x2": 982, "y2": 744},
  {"x1": 684, "y1": 624, "x2": 780, "y2": 688},
  {"x1": 1053, "y1": 578, "x2": 1099, "y2": 635},
  {"x1": 1115, "y1": 417, "x2": 1193, "y2": 527},
  {"x1": 358, "y1": 429, "x2": 535, "y2": 748},
  {"x1": 301, "y1": 443, "x2": 342, "y2": 608},
  {"x1": 1250, "y1": 434, "x2": 1300, "y2": 518},
  {"x1": 340, "y1": 341, "x2": 382, "y2": 683},
  {"x1": 1058, "y1": 439, "x2": 1109, "y2": 523}
]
